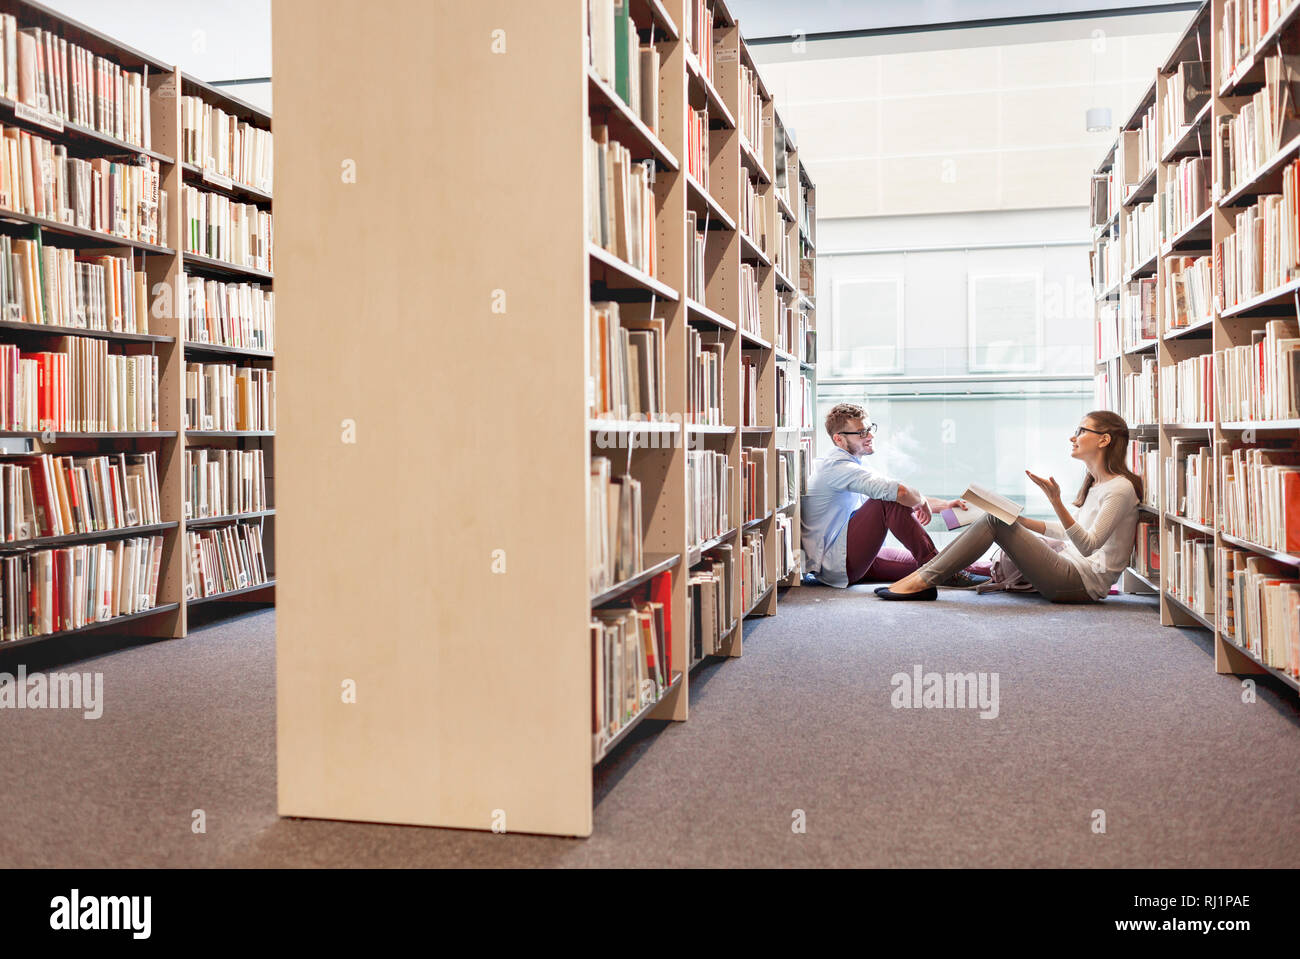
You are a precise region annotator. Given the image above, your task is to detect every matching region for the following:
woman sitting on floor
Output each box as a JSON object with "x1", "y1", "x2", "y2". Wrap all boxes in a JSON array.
[{"x1": 876, "y1": 410, "x2": 1141, "y2": 603}]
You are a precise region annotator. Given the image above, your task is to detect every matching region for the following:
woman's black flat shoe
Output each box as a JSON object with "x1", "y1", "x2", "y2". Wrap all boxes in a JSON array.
[{"x1": 874, "y1": 586, "x2": 938, "y2": 601}]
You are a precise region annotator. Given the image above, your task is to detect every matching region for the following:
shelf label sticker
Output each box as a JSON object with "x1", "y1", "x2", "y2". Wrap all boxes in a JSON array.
[
  {"x1": 183, "y1": 501, "x2": 192, "y2": 519},
  {"x1": 184, "y1": 582, "x2": 195, "y2": 600},
  {"x1": 716, "y1": 46, "x2": 738, "y2": 62},
  {"x1": 202, "y1": 415, "x2": 215, "y2": 431},
  {"x1": 14, "y1": 101, "x2": 64, "y2": 133},
  {"x1": 125, "y1": 507, "x2": 138, "y2": 525},
  {"x1": 138, "y1": 594, "x2": 150, "y2": 610},
  {"x1": 237, "y1": 572, "x2": 249, "y2": 588},
  {"x1": 99, "y1": 604, "x2": 112, "y2": 620},
  {"x1": 156, "y1": 77, "x2": 177, "y2": 99}
]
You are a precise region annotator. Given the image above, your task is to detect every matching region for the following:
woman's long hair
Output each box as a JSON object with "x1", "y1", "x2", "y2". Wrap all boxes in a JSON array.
[{"x1": 1073, "y1": 410, "x2": 1143, "y2": 507}]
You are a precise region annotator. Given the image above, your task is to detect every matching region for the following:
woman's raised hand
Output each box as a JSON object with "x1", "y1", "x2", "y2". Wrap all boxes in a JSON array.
[{"x1": 1025, "y1": 470, "x2": 1061, "y2": 503}]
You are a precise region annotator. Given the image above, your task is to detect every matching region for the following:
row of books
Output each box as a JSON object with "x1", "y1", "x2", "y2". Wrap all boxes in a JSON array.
[
  {"x1": 1167, "y1": 440, "x2": 1213, "y2": 526},
  {"x1": 587, "y1": 0, "x2": 660, "y2": 134},
  {"x1": 180, "y1": 96, "x2": 274, "y2": 194},
  {"x1": 686, "y1": 448, "x2": 730, "y2": 547},
  {"x1": 186, "y1": 520, "x2": 269, "y2": 599},
  {"x1": 585, "y1": 119, "x2": 656, "y2": 277},
  {"x1": 1134, "y1": 519, "x2": 1160, "y2": 578},
  {"x1": 1164, "y1": 521, "x2": 1214, "y2": 617},
  {"x1": 775, "y1": 511, "x2": 796, "y2": 580},
  {"x1": 1094, "y1": 299, "x2": 1119, "y2": 360},
  {"x1": 589, "y1": 301, "x2": 665, "y2": 421},
  {"x1": 685, "y1": 0, "x2": 716, "y2": 86},
  {"x1": 1216, "y1": 163, "x2": 1300, "y2": 310},
  {"x1": 1218, "y1": 1, "x2": 1299, "y2": 90},
  {"x1": 0, "y1": 16, "x2": 153, "y2": 149},
  {"x1": 775, "y1": 300, "x2": 807, "y2": 359},
  {"x1": 0, "y1": 450, "x2": 160, "y2": 542},
  {"x1": 1217, "y1": 51, "x2": 1298, "y2": 199},
  {"x1": 740, "y1": 173, "x2": 769, "y2": 254},
  {"x1": 741, "y1": 353, "x2": 758, "y2": 426},
  {"x1": 1218, "y1": 545, "x2": 1299, "y2": 678},
  {"x1": 182, "y1": 185, "x2": 273, "y2": 272},
  {"x1": 689, "y1": 550, "x2": 731, "y2": 660},
  {"x1": 1160, "y1": 155, "x2": 1209, "y2": 241},
  {"x1": 687, "y1": 210, "x2": 707, "y2": 302},
  {"x1": 775, "y1": 367, "x2": 811, "y2": 429},
  {"x1": 1159, "y1": 352, "x2": 1214, "y2": 423},
  {"x1": 1219, "y1": 444, "x2": 1300, "y2": 551},
  {"x1": 183, "y1": 362, "x2": 276, "y2": 432},
  {"x1": 589, "y1": 456, "x2": 642, "y2": 594},
  {"x1": 1091, "y1": 233, "x2": 1119, "y2": 292},
  {"x1": 1124, "y1": 201, "x2": 1157, "y2": 272},
  {"x1": 0, "y1": 236, "x2": 150, "y2": 334},
  {"x1": 1214, "y1": 318, "x2": 1300, "y2": 421},
  {"x1": 686, "y1": 106, "x2": 708, "y2": 188},
  {"x1": 738, "y1": 62, "x2": 765, "y2": 167},
  {"x1": 739, "y1": 529, "x2": 766, "y2": 612},
  {"x1": 1117, "y1": 104, "x2": 1157, "y2": 194},
  {"x1": 775, "y1": 448, "x2": 799, "y2": 510},
  {"x1": 740, "y1": 262, "x2": 759, "y2": 336},
  {"x1": 774, "y1": 221, "x2": 795, "y2": 279},
  {"x1": 0, "y1": 127, "x2": 166, "y2": 245},
  {"x1": 1123, "y1": 276, "x2": 1156, "y2": 345},
  {"x1": 687, "y1": 325, "x2": 724, "y2": 425},
  {"x1": 1130, "y1": 438, "x2": 1160, "y2": 509},
  {"x1": 183, "y1": 276, "x2": 275, "y2": 352},
  {"x1": 1166, "y1": 255, "x2": 1213, "y2": 331},
  {"x1": 740, "y1": 445, "x2": 767, "y2": 521},
  {"x1": 591, "y1": 590, "x2": 671, "y2": 749},
  {"x1": 0, "y1": 341, "x2": 158, "y2": 433},
  {"x1": 185, "y1": 447, "x2": 268, "y2": 521},
  {"x1": 1160, "y1": 60, "x2": 1209, "y2": 154},
  {"x1": 1120, "y1": 357, "x2": 1157, "y2": 425},
  {"x1": 0, "y1": 534, "x2": 164, "y2": 641},
  {"x1": 1089, "y1": 171, "x2": 1117, "y2": 230}
]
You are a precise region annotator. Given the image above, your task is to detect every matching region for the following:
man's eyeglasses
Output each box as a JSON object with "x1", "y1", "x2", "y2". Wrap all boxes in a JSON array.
[
  {"x1": 1072, "y1": 426, "x2": 1107, "y2": 439},
  {"x1": 837, "y1": 423, "x2": 878, "y2": 438}
]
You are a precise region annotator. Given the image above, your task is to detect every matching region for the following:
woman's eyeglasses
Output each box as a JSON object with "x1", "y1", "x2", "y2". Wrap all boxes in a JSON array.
[{"x1": 1072, "y1": 426, "x2": 1107, "y2": 439}]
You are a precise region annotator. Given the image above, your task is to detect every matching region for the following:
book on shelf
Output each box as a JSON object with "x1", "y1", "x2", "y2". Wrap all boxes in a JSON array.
[
  {"x1": 685, "y1": 0, "x2": 714, "y2": 84},
  {"x1": 1219, "y1": 442, "x2": 1300, "y2": 551},
  {"x1": 1166, "y1": 438, "x2": 1213, "y2": 526},
  {"x1": 1123, "y1": 276, "x2": 1157, "y2": 345},
  {"x1": 1160, "y1": 353, "x2": 1214, "y2": 424},
  {"x1": 1092, "y1": 232, "x2": 1119, "y2": 292},
  {"x1": 740, "y1": 174, "x2": 768, "y2": 253},
  {"x1": 0, "y1": 338, "x2": 158, "y2": 432},
  {"x1": 775, "y1": 510, "x2": 795, "y2": 578},
  {"x1": 740, "y1": 528, "x2": 766, "y2": 610},
  {"x1": 1, "y1": 533, "x2": 164, "y2": 640},
  {"x1": 1161, "y1": 60, "x2": 1209, "y2": 142},
  {"x1": 740, "y1": 446, "x2": 768, "y2": 521},
  {"x1": 592, "y1": 577, "x2": 671, "y2": 751},
  {"x1": 180, "y1": 95, "x2": 274, "y2": 193},
  {"x1": 0, "y1": 16, "x2": 154, "y2": 149},
  {"x1": 1130, "y1": 437, "x2": 1160, "y2": 510},
  {"x1": 1124, "y1": 201, "x2": 1157, "y2": 271},
  {"x1": 740, "y1": 353, "x2": 757, "y2": 426},
  {"x1": 587, "y1": 0, "x2": 659, "y2": 134},
  {"x1": 589, "y1": 456, "x2": 642, "y2": 594},
  {"x1": 183, "y1": 276, "x2": 274, "y2": 351},
  {"x1": 1118, "y1": 113, "x2": 1156, "y2": 193},
  {"x1": 0, "y1": 235, "x2": 150, "y2": 334},
  {"x1": 1134, "y1": 519, "x2": 1160, "y2": 578},
  {"x1": 1217, "y1": 545, "x2": 1299, "y2": 677},
  {"x1": 1165, "y1": 255, "x2": 1213, "y2": 331},
  {"x1": 1213, "y1": 318, "x2": 1300, "y2": 421},
  {"x1": 686, "y1": 325, "x2": 724, "y2": 425},
  {"x1": 1161, "y1": 155, "x2": 1209, "y2": 240},
  {"x1": 182, "y1": 185, "x2": 272, "y2": 271},
  {"x1": 740, "y1": 262, "x2": 759, "y2": 336},
  {"x1": 1120, "y1": 356, "x2": 1157, "y2": 425},
  {"x1": 686, "y1": 107, "x2": 708, "y2": 187},
  {"x1": 686, "y1": 448, "x2": 730, "y2": 546},
  {"x1": 1090, "y1": 172, "x2": 1116, "y2": 228},
  {"x1": 184, "y1": 362, "x2": 276, "y2": 432},
  {"x1": 1217, "y1": 50, "x2": 1300, "y2": 198},
  {"x1": 585, "y1": 118, "x2": 656, "y2": 277},
  {"x1": 1163, "y1": 519, "x2": 1214, "y2": 615},
  {"x1": 688, "y1": 557, "x2": 727, "y2": 660},
  {"x1": 0, "y1": 125, "x2": 166, "y2": 245},
  {"x1": 776, "y1": 448, "x2": 797, "y2": 509},
  {"x1": 738, "y1": 61, "x2": 764, "y2": 163},
  {"x1": 186, "y1": 519, "x2": 269, "y2": 598},
  {"x1": 589, "y1": 301, "x2": 666, "y2": 421},
  {"x1": 686, "y1": 211, "x2": 706, "y2": 302},
  {"x1": 3, "y1": 451, "x2": 160, "y2": 539},
  {"x1": 1216, "y1": 162, "x2": 1300, "y2": 310},
  {"x1": 185, "y1": 447, "x2": 267, "y2": 520},
  {"x1": 961, "y1": 482, "x2": 1022, "y2": 526}
]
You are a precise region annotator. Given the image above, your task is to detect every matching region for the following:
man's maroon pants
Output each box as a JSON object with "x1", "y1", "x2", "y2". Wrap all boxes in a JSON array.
[{"x1": 844, "y1": 499, "x2": 939, "y2": 584}]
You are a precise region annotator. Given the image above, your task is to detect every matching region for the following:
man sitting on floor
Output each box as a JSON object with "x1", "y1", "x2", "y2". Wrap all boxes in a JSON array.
[{"x1": 800, "y1": 403, "x2": 985, "y2": 588}]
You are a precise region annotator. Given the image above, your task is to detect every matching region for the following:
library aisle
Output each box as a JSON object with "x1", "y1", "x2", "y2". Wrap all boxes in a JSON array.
[{"x1": 4, "y1": 590, "x2": 1299, "y2": 868}]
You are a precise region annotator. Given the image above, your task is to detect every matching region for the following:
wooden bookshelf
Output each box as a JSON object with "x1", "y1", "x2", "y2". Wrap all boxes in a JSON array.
[
  {"x1": 274, "y1": 0, "x2": 815, "y2": 837},
  {"x1": 1097, "y1": 0, "x2": 1300, "y2": 692},
  {"x1": 0, "y1": 0, "x2": 272, "y2": 654}
]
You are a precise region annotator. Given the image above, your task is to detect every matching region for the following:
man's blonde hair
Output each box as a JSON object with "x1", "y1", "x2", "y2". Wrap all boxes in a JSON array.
[{"x1": 825, "y1": 403, "x2": 865, "y2": 438}]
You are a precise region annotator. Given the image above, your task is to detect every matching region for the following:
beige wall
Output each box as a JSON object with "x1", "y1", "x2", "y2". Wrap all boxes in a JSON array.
[{"x1": 752, "y1": 10, "x2": 1192, "y2": 218}]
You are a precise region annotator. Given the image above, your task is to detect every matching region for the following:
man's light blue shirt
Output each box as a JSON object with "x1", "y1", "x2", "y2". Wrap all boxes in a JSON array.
[{"x1": 799, "y1": 447, "x2": 900, "y2": 588}]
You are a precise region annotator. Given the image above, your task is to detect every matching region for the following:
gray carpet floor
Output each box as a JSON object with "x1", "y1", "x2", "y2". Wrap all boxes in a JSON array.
[{"x1": 2, "y1": 585, "x2": 1298, "y2": 868}]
